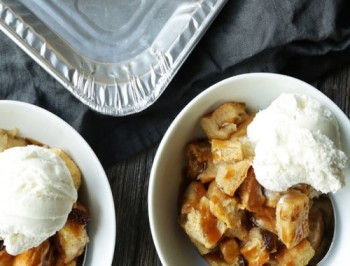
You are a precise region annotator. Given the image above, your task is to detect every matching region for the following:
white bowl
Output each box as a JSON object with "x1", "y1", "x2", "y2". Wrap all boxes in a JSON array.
[
  {"x1": 148, "y1": 73, "x2": 350, "y2": 265},
  {"x1": 0, "y1": 100, "x2": 116, "y2": 265}
]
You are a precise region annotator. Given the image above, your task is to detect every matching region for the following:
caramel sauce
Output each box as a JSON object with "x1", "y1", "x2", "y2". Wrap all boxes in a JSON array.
[
  {"x1": 200, "y1": 204, "x2": 222, "y2": 245},
  {"x1": 0, "y1": 250, "x2": 14, "y2": 265},
  {"x1": 210, "y1": 194, "x2": 219, "y2": 205},
  {"x1": 240, "y1": 245, "x2": 269, "y2": 266},
  {"x1": 223, "y1": 165, "x2": 234, "y2": 180},
  {"x1": 239, "y1": 168, "x2": 266, "y2": 212},
  {"x1": 220, "y1": 239, "x2": 240, "y2": 263}
]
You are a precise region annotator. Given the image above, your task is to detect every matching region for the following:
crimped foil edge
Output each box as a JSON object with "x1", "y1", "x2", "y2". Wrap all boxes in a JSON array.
[{"x1": 0, "y1": 0, "x2": 227, "y2": 116}]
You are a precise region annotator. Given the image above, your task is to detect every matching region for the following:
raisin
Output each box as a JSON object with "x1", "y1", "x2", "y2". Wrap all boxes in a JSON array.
[{"x1": 68, "y1": 207, "x2": 90, "y2": 225}]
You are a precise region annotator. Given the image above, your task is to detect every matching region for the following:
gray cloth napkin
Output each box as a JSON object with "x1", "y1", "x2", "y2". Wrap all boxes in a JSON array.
[{"x1": 1, "y1": 0, "x2": 350, "y2": 168}]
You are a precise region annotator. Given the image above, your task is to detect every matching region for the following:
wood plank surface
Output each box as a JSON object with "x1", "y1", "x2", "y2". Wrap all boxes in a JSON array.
[{"x1": 106, "y1": 63, "x2": 350, "y2": 266}]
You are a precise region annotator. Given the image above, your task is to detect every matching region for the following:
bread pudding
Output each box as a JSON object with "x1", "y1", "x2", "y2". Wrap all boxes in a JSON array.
[
  {"x1": 0, "y1": 128, "x2": 89, "y2": 266},
  {"x1": 179, "y1": 97, "x2": 344, "y2": 266}
]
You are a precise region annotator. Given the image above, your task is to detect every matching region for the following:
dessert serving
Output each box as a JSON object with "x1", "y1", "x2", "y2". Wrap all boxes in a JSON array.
[
  {"x1": 0, "y1": 128, "x2": 89, "y2": 265},
  {"x1": 179, "y1": 93, "x2": 347, "y2": 265}
]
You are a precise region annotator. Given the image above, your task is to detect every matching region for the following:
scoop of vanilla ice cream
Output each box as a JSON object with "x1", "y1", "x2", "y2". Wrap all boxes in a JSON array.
[
  {"x1": 247, "y1": 93, "x2": 347, "y2": 193},
  {"x1": 0, "y1": 145, "x2": 77, "y2": 255}
]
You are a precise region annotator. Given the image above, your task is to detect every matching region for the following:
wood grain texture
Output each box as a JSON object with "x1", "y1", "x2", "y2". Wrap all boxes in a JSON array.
[
  {"x1": 312, "y1": 65, "x2": 350, "y2": 117},
  {"x1": 106, "y1": 64, "x2": 350, "y2": 266},
  {"x1": 107, "y1": 143, "x2": 161, "y2": 266}
]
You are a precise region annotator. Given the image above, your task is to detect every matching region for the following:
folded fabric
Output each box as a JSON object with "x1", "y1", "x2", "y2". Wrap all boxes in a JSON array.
[{"x1": 0, "y1": 0, "x2": 350, "y2": 168}]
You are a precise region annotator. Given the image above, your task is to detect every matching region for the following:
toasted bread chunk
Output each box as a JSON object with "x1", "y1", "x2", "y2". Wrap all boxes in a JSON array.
[
  {"x1": 219, "y1": 238, "x2": 240, "y2": 264},
  {"x1": 0, "y1": 128, "x2": 29, "y2": 152},
  {"x1": 211, "y1": 138, "x2": 244, "y2": 163},
  {"x1": 216, "y1": 160, "x2": 250, "y2": 196},
  {"x1": 200, "y1": 102, "x2": 248, "y2": 140},
  {"x1": 263, "y1": 189, "x2": 282, "y2": 208},
  {"x1": 186, "y1": 141, "x2": 218, "y2": 182},
  {"x1": 238, "y1": 168, "x2": 265, "y2": 212},
  {"x1": 66, "y1": 260, "x2": 77, "y2": 266},
  {"x1": 275, "y1": 239, "x2": 315, "y2": 266},
  {"x1": 224, "y1": 226, "x2": 249, "y2": 243},
  {"x1": 55, "y1": 256, "x2": 78, "y2": 266},
  {"x1": 180, "y1": 197, "x2": 226, "y2": 253},
  {"x1": 207, "y1": 182, "x2": 249, "y2": 241},
  {"x1": 291, "y1": 184, "x2": 321, "y2": 200},
  {"x1": 189, "y1": 238, "x2": 213, "y2": 255},
  {"x1": 276, "y1": 190, "x2": 309, "y2": 248},
  {"x1": 240, "y1": 227, "x2": 270, "y2": 266},
  {"x1": 198, "y1": 165, "x2": 219, "y2": 183},
  {"x1": 180, "y1": 182, "x2": 207, "y2": 215},
  {"x1": 237, "y1": 136, "x2": 255, "y2": 160},
  {"x1": 207, "y1": 181, "x2": 240, "y2": 226},
  {"x1": 252, "y1": 207, "x2": 277, "y2": 235},
  {"x1": 230, "y1": 113, "x2": 255, "y2": 139},
  {"x1": 55, "y1": 219, "x2": 89, "y2": 264}
]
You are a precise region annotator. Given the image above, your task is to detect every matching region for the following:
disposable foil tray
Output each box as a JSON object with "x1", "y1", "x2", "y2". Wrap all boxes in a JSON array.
[{"x1": 0, "y1": 0, "x2": 227, "y2": 116}]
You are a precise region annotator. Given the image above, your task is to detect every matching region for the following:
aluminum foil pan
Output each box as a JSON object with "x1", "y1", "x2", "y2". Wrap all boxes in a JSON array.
[{"x1": 0, "y1": 0, "x2": 227, "y2": 116}]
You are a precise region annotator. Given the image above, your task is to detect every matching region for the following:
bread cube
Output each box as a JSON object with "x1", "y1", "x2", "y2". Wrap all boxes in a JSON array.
[
  {"x1": 252, "y1": 207, "x2": 277, "y2": 235},
  {"x1": 238, "y1": 168, "x2": 265, "y2": 212},
  {"x1": 180, "y1": 197, "x2": 226, "y2": 253},
  {"x1": 216, "y1": 160, "x2": 250, "y2": 196},
  {"x1": 55, "y1": 219, "x2": 89, "y2": 264},
  {"x1": 207, "y1": 182, "x2": 248, "y2": 241},
  {"x1": 291, "y1": 184, "x2": 321, "y2": 200},
  {"x1": 240, "y1": 227, "x2": 270, "y2": 266},
  {"x1": 0, "y1": 128, "x2": 29, "y2": 152},
  {"x1": 207, "y1": 181, "x2": 240, "y2": 226},
  {"x1": 180, "y1": 182, "x2": 207, "y2": 215},
  {"x1": 211, "y1": 138, "x2": 244, "y2": 163},
  {"x1": 275, "y1": 239, "x2": 315, "y2": 266},
  {"x1": 263, "y1": 189, "x2": 282, "y2": 208},
  {"x1": 200, "y1": 102, "x2": 248, "y2": 140},
  {"x1": 186, "y1": 141, "x2": 217, "y2": 182},
  {"x1": 224, "y1": 226, "x2": 249, "y2": 243},
  {"x1": 276, "y1": 190, "x2": 309, "y2": 248},
  {"x1": 219, "y1": 238, "x2": 241, "y2": 264},
  {"x1": 230, "y1": 113, "x2": 254, "y2": 139},
  {"x1": 237, "y1": 136, "x2": 255, "y2": 160}
]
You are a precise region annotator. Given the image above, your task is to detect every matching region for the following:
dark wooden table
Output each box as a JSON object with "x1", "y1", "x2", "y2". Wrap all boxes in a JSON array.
[{"x1": 106, "y1": 64, "x2": 350, "y2": 266}]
